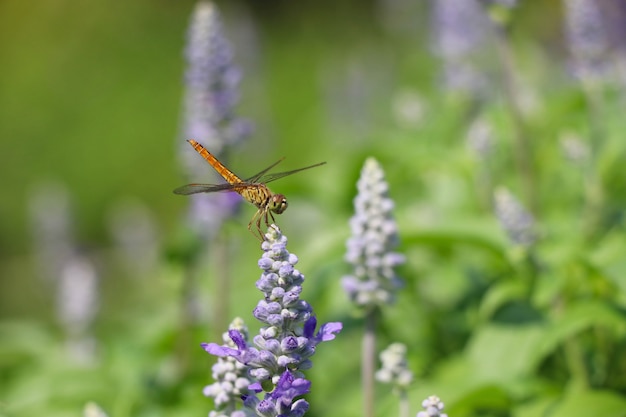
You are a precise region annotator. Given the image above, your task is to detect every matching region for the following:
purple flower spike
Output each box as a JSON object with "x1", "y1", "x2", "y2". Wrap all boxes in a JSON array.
[
  {"x1": 178, "y1": 1, "x2": 252, "y2": 239},
  {"x1": 342, "y1": 158, "x2": 404, "y2": 311},
  {"x1": 201, "y1": 225, "x2": 341, "y2": 417}
]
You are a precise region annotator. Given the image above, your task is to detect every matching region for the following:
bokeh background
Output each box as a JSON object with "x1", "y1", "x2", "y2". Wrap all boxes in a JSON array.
[{"x1": 2, "y1": 0, "x2": 626, "y2": 416}]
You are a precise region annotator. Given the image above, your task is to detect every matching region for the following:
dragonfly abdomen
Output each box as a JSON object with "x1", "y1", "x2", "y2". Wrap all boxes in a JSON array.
[{"x1": 188, "y1": 139, "x2": 242, "y2": 184}]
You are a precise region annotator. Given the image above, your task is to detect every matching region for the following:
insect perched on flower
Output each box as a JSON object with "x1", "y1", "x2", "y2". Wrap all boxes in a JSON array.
[{"x1": 174, "y1": 140, "x2": 325, "y2": 240}]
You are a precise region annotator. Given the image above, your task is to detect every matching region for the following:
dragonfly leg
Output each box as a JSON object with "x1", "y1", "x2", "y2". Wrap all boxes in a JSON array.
[
  {"x1": 264, "y1": 211, "x2": 280, "y2": 236},
  {"x1": 267, "y1": 211, "x2": 276, "y2": 227},
  {"x1": 248, "y1": 209, "x2": 264, "y2": 242},
  {"x1": 266, "y1": 210, "x2": 278, "y2": 231},
  {"x1": 255, "y1": 209, "x2": 265, "y2": 241}
]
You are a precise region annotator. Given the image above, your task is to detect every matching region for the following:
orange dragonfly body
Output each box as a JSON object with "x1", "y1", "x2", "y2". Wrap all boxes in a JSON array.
[{"x1": 174, "y1": 139, "x2": 326, "y2": 240}]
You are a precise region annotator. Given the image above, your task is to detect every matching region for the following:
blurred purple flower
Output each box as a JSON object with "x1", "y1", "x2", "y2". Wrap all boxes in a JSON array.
[
  {"x1": 375, "y1": 343, "x2": 413, "y2": 391},
  {"x1": 466, "y1": 116, "x2": 494, "y2": 158},
  {"x1": 431, "y1": 0, "x2": 491, "y2": 97},
  {"x1": 416, "y1": 395, "x2": 448, "y2": 417},
  {"x1": 494, "y1": 187, "x2": 536, "y2": 247},
  {"x1": 342, "y1": 158, "x2": 404, "y2": 311},
  {"x1": 28, "y1": 181, "x2": 99, "y2": 364},
  {"x1": 564, "y1": 0, "x2": 614, "y2": 86},
  {"x1": 178, "y1": 1, "x2": 252, "y2": 238},
  {"x1": 180, "y1": 1, "x2": 251, "y2": 159}
]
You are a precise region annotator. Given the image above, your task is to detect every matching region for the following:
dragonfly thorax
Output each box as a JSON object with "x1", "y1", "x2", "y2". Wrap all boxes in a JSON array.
[{"x1": 269, "y1": 194, "x2": 288, "y2": 214}]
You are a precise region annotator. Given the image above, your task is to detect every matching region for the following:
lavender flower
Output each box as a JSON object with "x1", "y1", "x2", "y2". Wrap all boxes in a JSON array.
[
  {"x1": 28, "y1": 181, "x2": 99, "y2": 363},
  {"x1": 431, "y1": 0, "x2": 490, "y2": 97},
  {"x1": 204, "y1": 318, "x2": 255, "y2": 417},
  {"x1": 375, "y1": 343, "x2": 413, "y2": 392},
  {"x1": 202, "y1": 226, "x2": 342, "y2": 417},
  {"x1": 57, "y1": 251, "x2": 99, "y2": 363},
  {"x1": 416, "y1": 396, "x2": 448, "y2": 417},
  {"x1": 179, "y1": 1, "x2": 251, "y2": 237},
  {"x1": 342, "y1": 158, "x2": 404, "y2": 310},
  {"x1": 180, "y1": 1, "x2": 251, "y2": 158},
  {"x1": 494, "y1": 187, "x2": 536, "y2": 247},
  {"x1": 563, "y1": 0, "x2": 613, "y2": 86},
  {"x1": 466, "y1": 117, "x2": 494, "y2": 159}
]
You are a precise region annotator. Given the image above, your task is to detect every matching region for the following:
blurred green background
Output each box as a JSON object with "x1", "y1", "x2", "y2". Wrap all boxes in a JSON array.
[{"x1": 3, "y1": 0, "x2": 626, "y2": 416}]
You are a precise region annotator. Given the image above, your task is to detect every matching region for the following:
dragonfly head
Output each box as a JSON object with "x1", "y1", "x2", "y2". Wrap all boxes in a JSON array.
[{"x1": 269, "y1": 194, "x2": 288, "y2": 214}]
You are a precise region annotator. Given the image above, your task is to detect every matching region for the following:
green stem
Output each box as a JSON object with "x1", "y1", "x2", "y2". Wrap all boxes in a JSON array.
[
  {"x1": 398, "y1": 389, "x2": 409, "y2": 417},
  {"x1": 581, "y1": 84, "x2": 606, "y2": 241},
  {"x1": 177, "y1": 249, "x2": 201, "y2": 376},
  {"x1": 213, "y1": 232, "x2": 232, "y2": 341},
  {"x1": 493, "y1": 23, "x2": 537, "y2": 213},
  {"x1": 564, "y1": 337, "x2": 590, "y2": 389},
  {"x1": 362, "y1": 310, "x2": 377, "y2": 417}
]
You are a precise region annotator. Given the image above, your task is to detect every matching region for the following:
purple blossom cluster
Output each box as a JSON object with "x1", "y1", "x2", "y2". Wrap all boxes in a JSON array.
[
  {"x1": 204, "y1": 318, "x2": 255, "y2": 417},
  {"x1": 29, "y1": 182, "x2": 99, "y2": 363},
  {"x1": 179, "y1": 1, "x2": 252, "y2": 237},
  {"x1": 342, "y1": 158, "x2": 405, "y2": 310},
  {"x1": 416, "y1": 395, "x2": 448, "y2": 417},
  {"x1": 375, "y1": 343, "x2": 413, "y2": 391},
  {"x1": 180, "y1": 1, "x2": 251, "y2": 162},
  {"x1": 430, "y1": 0, "x2": 490, "y2": 97},
  {"x1": 564, "y1": 0, "x2": 613, "y2": 86},
  {"x1": 202, "y1": 226, "x2": 342, "y2": 417},
  {"x1": 494, "y1": 187, "x2": 536, "y2": 247}
]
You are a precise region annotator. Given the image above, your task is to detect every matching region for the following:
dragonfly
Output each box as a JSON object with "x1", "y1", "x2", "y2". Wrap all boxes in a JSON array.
[{"x1": 174, "y1": 139, "x2": 326, "y2": 240}]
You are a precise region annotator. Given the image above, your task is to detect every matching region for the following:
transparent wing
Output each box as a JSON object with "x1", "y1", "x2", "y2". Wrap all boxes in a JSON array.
[
  {"x1": 243, "y1": 157, "x2": 286, "y2": 183},
  {"x1": 255, "y1": 161, "x2": 327, "y2": 184},
  {"x1": 173, "y1": 182, "x2": 243, "y2": 195}
]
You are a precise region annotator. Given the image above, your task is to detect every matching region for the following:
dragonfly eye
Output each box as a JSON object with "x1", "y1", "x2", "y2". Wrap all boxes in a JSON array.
[{"x1": 271, "y1": 194, "x2": 288, "y2": 214}]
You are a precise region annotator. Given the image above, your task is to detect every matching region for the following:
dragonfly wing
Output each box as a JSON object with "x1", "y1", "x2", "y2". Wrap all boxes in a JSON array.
[
  {"x1": 256, "y1": 161, "x2": 327, "y2": 184},
  {"x1": 173, "y1": 182, "x2": 239, "y2": 195},
  {"x1": 243, "y1": 157, "x2": 286, "y2": 183}
]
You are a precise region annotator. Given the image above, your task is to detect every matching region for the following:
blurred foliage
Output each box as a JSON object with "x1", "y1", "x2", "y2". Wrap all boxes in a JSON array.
[{"x1": 1, "y1": 0, "x2": 626, "y2": 417}]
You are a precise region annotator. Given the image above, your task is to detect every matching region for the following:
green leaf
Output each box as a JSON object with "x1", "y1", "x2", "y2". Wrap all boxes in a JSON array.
[
  {"x1": 478, "y1": 280, "x2": 527, "y2": 321},
  {"x1": 535, "y1": 300, "x2": 626, "y2": 362},
  {"x1": 466, "y1": 323, "x2": 546, "y2": 381},
  {"x1": 549, "y1": 389, "x2": 626, "y2": 417}
]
